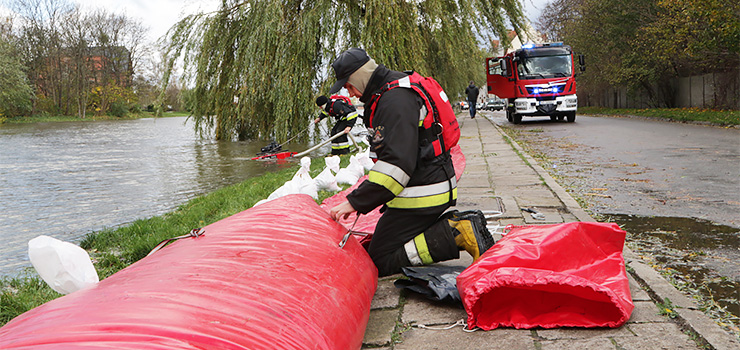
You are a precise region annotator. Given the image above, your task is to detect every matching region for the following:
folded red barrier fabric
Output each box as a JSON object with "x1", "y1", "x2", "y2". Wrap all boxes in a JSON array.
[{"x1": 457, "y1": 222, "x2": 634, "y2": 329}]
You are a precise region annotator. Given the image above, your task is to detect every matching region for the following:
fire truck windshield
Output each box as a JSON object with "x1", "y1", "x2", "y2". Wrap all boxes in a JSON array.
[{"x1": 517, "y1": 55, "x2": 572, "y2": 80}]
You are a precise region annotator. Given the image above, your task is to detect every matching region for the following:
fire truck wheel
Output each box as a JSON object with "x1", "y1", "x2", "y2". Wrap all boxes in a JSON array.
[
  {"x1": 512, "y1": 113, "x2": 522, "y2": 124},
  {"x1": 566, "y1": 112, "x2": 576, "y2": 123}
]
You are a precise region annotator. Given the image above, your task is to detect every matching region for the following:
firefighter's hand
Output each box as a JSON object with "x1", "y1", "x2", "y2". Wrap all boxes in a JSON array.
[
  {"x1": 314, "y1": 118, "x2": 321, "y2": 124},
  {"x1": 343, "y1": 126, "x2": 351, "y2": 134},
  {"x1": 330, "y1": 201, "x2": 356, "y2": 221}
]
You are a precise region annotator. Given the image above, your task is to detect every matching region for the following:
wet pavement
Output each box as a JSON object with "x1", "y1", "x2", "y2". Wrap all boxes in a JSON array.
[
  {"x1": 489, "y1": 112, "x2": 740, "y2": 336},
  {"x1": 359, "y1": 112, "x2": 740, "y2": 349},
  {"x1": 611, "y1": 214, "x2": 740, "y2": 322}
]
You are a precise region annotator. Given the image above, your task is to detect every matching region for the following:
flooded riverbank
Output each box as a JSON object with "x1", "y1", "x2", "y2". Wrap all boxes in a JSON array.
[{"x1": 0, "y1": 117, "x2": 307, "y2": 277}]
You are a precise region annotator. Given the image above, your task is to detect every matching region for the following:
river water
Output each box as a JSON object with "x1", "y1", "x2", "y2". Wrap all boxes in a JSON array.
[{"x1": 0, "y1": 117, "x2": 305, "y2": 278}]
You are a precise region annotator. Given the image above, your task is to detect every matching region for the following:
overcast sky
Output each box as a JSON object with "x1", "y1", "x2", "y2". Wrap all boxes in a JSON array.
[
  {"x1": 67, "y1": 0, "x2": 219, "y2": 43},
  {"x1": 65, "y1": 0, "x2": 550, "y2": 44}
]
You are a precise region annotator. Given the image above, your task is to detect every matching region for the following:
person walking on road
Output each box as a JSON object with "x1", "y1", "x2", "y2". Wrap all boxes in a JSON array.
[
  {"x1": 465, "y1": 81, "x2": 479, "y2": 119},
  {"x1": 314, "y1": 95, "x2": 359, "y2": 155},
  {"x1": 326, "y1": 48, "x2": 494, "y2": 277}
]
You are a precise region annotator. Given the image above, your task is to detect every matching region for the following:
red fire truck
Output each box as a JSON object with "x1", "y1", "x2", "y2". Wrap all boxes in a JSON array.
[{"x1": 486, "y1": 43, "x2": 585, "y2": 124}]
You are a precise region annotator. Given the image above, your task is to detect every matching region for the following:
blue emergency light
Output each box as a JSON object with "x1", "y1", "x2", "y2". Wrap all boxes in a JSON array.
[{"x1": 530, "y1": 85, "x2": 563, "y2": 95}]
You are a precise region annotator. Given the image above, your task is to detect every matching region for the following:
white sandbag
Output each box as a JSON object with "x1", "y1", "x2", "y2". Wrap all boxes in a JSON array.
[
  {"x1": 267, "y1": 179, "x2": 300, "y2": 201},
  {"x1": 335, "y1": 167, "x2": 360, "y2": 186},
  {"x1": 293, "y1": 157, "x2": 312, "y2": 181},
  {"x1": 349, "y1": 154, "x2": 368, "y2": 176},
  {"x1": 267, "y1": 175, "x2": 318, "y2": 200},
  {"x1": 270, "y1": 157, "x2": 317, "y2": 200},
  {"x1": 314, "y1": 167, "x2": 342, "y2": 192},
  {"x1": 261, "y1": 157, "x2": 318, "y2": 204},
  {"x1": 325, "y1": 156, "x2": 341, "y2": 174},
  {"x1": 355, "y1": 149, "x2": 375, "y2": 172},
  {"x1": 295, "y1": 178, "x2": 318, "y2": 199},
  {"x1": 294, "y1": 157, "x2": 318, "y2": 199},
  {"x1": 336, "y1": 156, "x2": 366, "y2": 185},
  {"x1": 28, "y1": 235, "x2": 99, "y2": 295}
]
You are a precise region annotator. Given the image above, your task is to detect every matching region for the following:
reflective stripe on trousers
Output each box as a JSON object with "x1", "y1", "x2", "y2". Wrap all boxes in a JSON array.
[
  {"x1": 331, "y1": 141, "x2": 351, "y2": 150},
  {"x1": 404, "y1": 233, "x2": 434, "y2": 265}
]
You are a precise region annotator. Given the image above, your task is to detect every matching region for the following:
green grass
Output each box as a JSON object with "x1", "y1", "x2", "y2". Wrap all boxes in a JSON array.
[
  {"x1": 579, "y1": 106, "x2": 740, "y2": 126},
  {"x1": 0, "y1": 153, "x2": 353, "y2": 326},
  {"x1": 1, "y1": 111, "x2": 190, "y2": 124},
  {"x1": 0, "y1": 275, "x2": 62, "y2": 325}
]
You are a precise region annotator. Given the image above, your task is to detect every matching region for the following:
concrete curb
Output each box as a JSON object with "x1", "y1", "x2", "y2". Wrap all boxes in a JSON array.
[
  {"x1": 488, "y1": 121, "x2": 594, "y2": 224},
  {"x1": 484, "y1": 116, "x2": 740, "y2": 350}
]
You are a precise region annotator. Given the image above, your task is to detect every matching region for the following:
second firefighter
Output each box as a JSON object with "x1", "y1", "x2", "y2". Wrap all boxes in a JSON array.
[{"x1": 314, "y1": 95, "x2": 359, "y2": 155}]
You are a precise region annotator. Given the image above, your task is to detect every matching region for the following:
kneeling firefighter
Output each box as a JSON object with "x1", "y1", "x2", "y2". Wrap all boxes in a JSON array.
[
  {"x1": 327, "y1": 48, "x2": 495, "y2": 276},
  {"x1": 314, "y1": 95, "x2": 359, "y2": 155}
]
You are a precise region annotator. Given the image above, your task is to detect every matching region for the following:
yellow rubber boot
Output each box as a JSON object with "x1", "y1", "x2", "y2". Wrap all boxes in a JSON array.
[{"x1": 448, "y1": 211, "x2": 494, "y2": 261}]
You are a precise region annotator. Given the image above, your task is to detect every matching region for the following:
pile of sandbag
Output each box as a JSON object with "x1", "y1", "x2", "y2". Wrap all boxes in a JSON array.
[{"x1": 255, "y1": 148, "x2": 374, "y2": 207}]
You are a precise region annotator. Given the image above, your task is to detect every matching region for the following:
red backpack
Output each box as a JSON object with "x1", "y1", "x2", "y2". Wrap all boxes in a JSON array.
[
  {"x1": 327, "y1": 94, "x2": 354, "y2": 116},
  {"x1": 330, "y1": 94, "x2": 352, "y2": 104},
  {"x1": 366, "y1": 72, "x2": 460, "y2": 157}
]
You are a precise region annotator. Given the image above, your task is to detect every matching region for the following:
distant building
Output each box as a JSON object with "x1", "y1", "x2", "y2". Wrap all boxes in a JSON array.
[
  {"x1": 34, "y1": 45, "x2": 132, "y2": 95},
  {"x1": 87, "y1": 46, "x2": 133, "y2": 87},
  {"x1": 504, "y1": 24, "x2": 546, "y2": 54}
]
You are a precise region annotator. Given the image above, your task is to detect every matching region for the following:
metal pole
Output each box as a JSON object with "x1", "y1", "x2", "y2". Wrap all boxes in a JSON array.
[{"x1": 292, "y1": 131, "x2": 347, "y2": 158}]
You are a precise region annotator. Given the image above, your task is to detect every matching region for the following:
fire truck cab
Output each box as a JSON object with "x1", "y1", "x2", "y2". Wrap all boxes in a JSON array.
[{"x1": 487, "y1": 43, "x2": 585, "y2": 124}]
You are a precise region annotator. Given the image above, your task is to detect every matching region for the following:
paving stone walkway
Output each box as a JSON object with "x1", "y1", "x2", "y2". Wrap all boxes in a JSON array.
[{"x1": 360, "y1": 112, "x2": 739, "y2": 350}]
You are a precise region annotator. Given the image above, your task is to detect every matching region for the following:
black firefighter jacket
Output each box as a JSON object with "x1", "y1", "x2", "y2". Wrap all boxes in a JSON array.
[{"x1": 346, "y1": 65, "x2": 457, "y2": 214}]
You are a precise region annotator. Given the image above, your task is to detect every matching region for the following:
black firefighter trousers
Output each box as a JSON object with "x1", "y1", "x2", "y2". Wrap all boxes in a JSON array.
[{"x1": 367, "y1": 205, "x2": 460, "y2": 277}]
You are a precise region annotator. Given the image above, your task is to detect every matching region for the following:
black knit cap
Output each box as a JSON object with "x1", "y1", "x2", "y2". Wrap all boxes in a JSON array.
[
  {"x1": 329, "y1": 48, "x2": 370, "y2": 94},
  {"x1": 315, "y1": 95, "x2": 329, "y2": 106}
]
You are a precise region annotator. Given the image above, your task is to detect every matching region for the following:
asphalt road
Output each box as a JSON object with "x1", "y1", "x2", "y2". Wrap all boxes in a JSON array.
[{"x1": 489, "y1": 112, "x2": 740, "y2": 228}]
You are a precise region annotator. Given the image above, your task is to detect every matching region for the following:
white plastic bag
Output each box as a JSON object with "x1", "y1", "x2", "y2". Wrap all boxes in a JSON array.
[
  {"x1": 252, "y1": 198, "x2": 270, "y2": 207},
  {"x1": 28, "y1": 235, "x2": 99, "y2": 295},
  {"x1": 314, "y1": 167, "x2": 342, "y2": 191},
  {"x1": 325, "y1": 155, "x2": 341, "y2": 174}
]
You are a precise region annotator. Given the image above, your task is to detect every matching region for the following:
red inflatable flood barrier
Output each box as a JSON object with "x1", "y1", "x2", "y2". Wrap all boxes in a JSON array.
[
  {"x1": 0, "y1": 195, "x2": 377, "y2": 349},
  {"x1": 457, "y1": 222, "x2": 634, "y2": 330}
]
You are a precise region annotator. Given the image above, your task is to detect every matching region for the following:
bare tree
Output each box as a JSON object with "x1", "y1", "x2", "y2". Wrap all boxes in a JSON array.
[
  {"x1": 12, "y1": 0, "x2": 74, "y2": 114},
  {"x1": 11, "y1": 0, "x2": 151, "y2": 116},
  {"x1": 58, "y1": 7, "x2": 92, "y2": 118}
]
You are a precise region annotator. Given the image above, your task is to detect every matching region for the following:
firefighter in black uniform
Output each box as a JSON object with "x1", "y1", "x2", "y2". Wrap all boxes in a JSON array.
[
  {"x1": 314, "y1": 95, "x2": 359, "y2": 155},
  {"x1": 327, "y1": 48, "x2": 494, "y2": 277}
]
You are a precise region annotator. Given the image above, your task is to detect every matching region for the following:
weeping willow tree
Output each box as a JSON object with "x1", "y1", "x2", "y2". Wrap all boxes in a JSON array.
[{"x1": 159, "y1": 0, "x2": 526, "y2": 141}]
